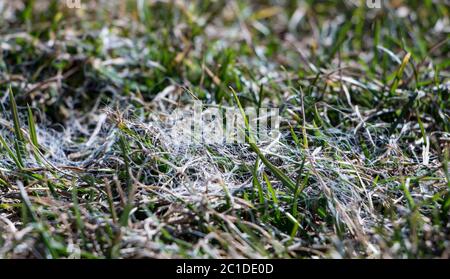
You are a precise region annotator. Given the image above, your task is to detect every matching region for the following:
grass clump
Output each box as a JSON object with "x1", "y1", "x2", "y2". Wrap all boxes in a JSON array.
[{"x1": 0, "y1": 0, "x2": 449, "y2": 258}]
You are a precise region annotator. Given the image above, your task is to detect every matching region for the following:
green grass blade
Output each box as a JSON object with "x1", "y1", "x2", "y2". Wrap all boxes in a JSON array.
[
  {"x1": 0, "y1": 133, "x2": 23, "y2": 169},
  {"x1": 9, "y1": 87, "x2": 25, "y2": 167}
]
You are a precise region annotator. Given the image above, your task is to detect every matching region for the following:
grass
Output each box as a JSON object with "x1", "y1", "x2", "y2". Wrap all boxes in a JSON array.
[{"x1": 0, "y1": 0, "x2": 449, "y2": 259}]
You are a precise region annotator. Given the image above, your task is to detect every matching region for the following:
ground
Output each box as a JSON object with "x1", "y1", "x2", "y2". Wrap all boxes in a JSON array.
[{"x1": 0, "y1": 0, "x2": 449, "y2": 259}]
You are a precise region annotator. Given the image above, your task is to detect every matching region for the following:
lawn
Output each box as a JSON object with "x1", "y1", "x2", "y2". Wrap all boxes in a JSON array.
[{"x1": 0, "y1": 0, "x2": 449, "y2": 258}]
